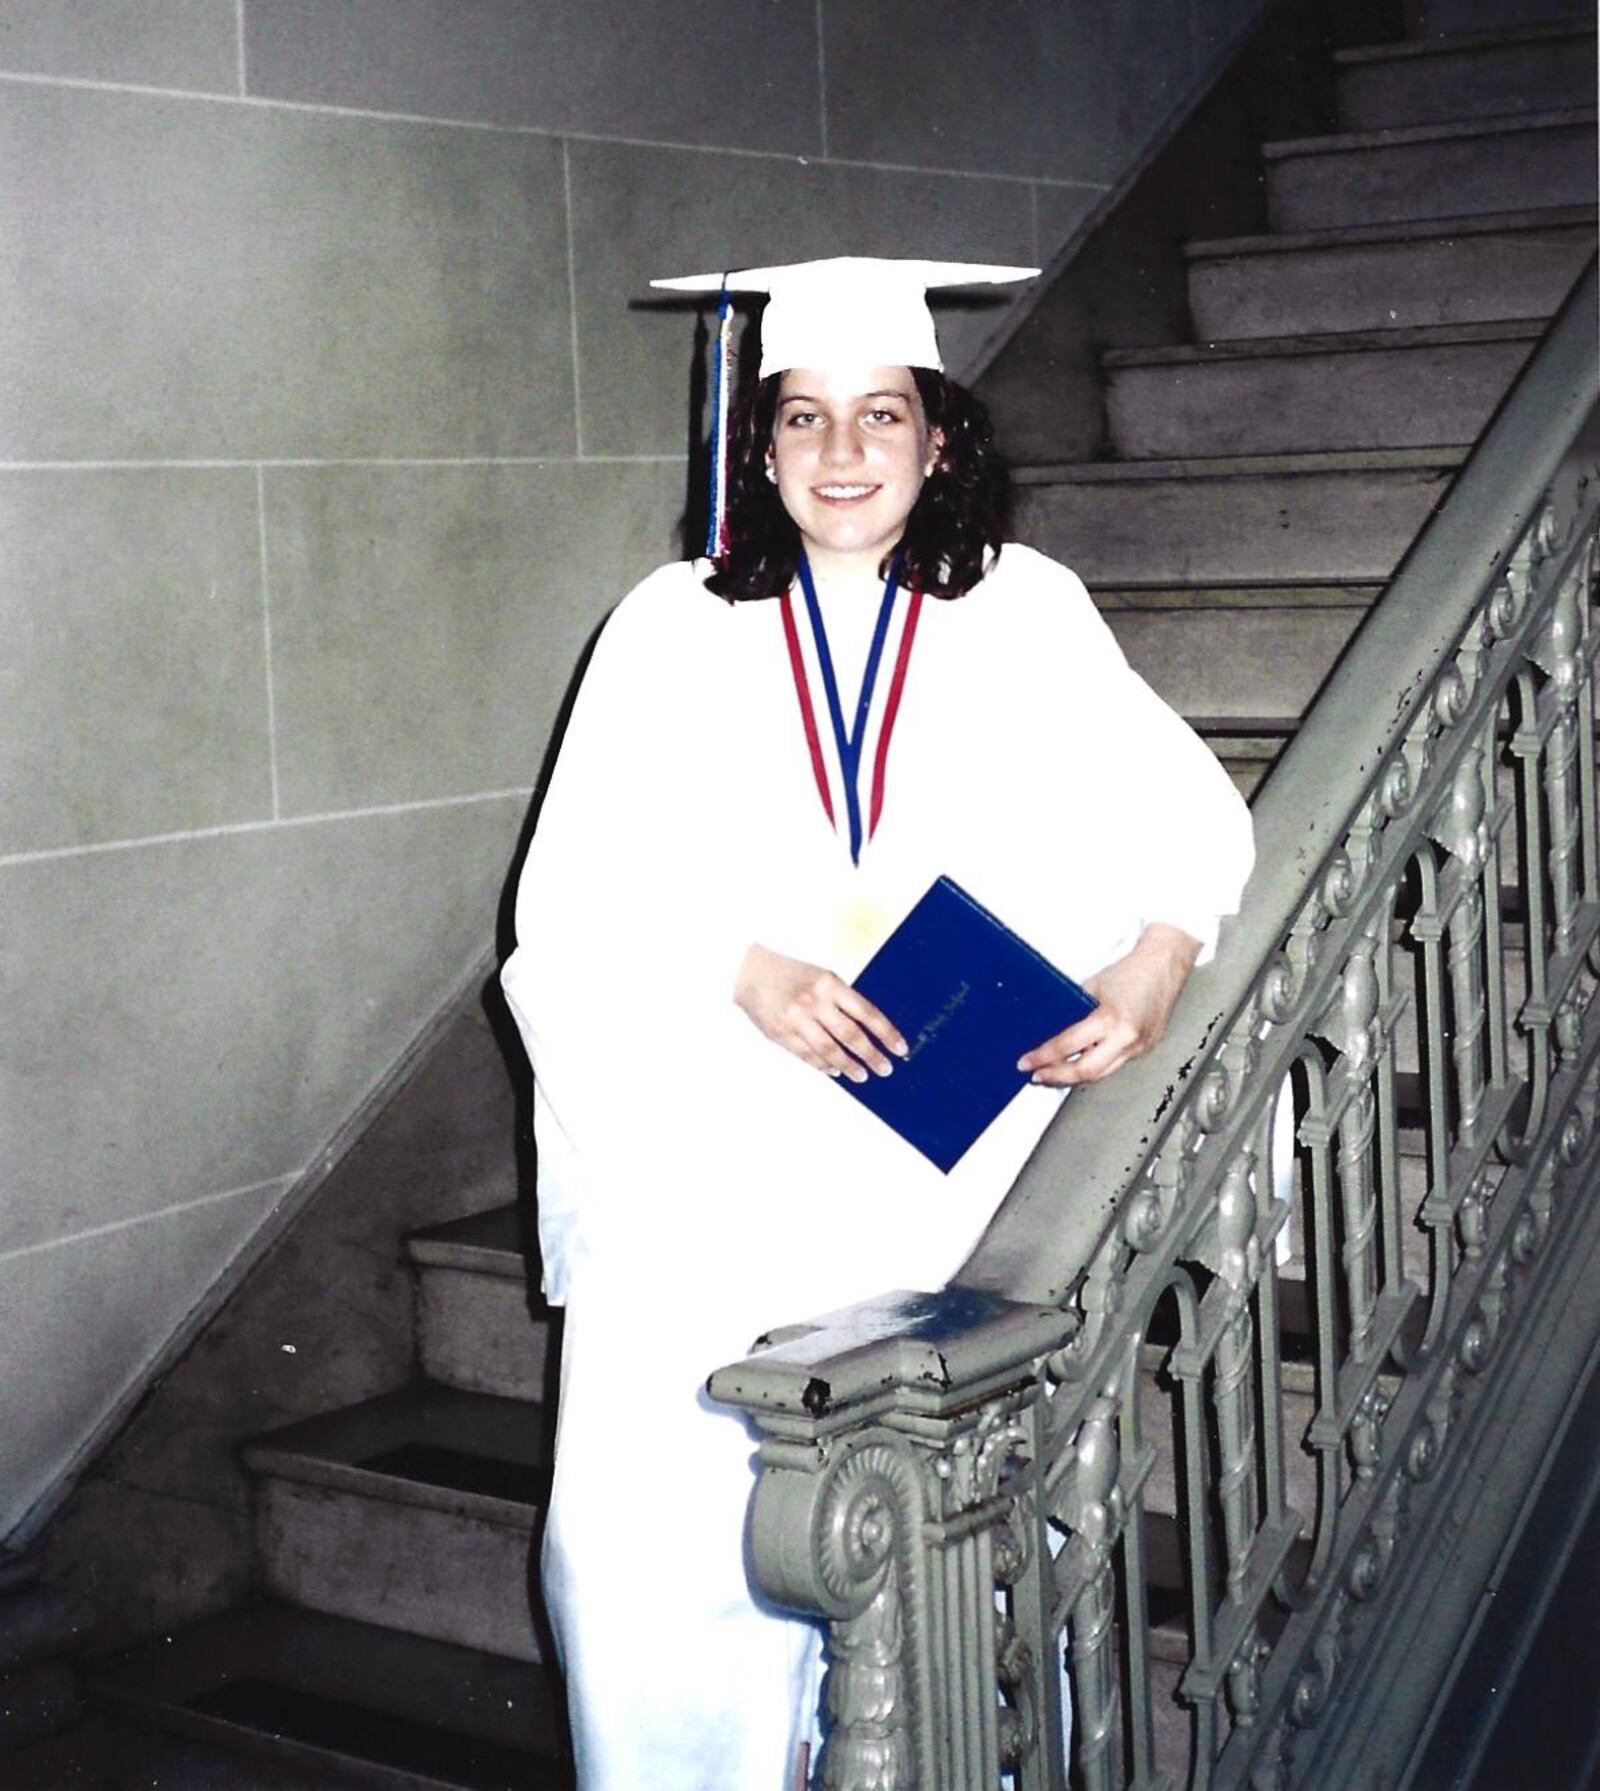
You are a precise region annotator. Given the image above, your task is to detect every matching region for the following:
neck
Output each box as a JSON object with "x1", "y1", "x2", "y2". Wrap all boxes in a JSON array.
[{"x1": 800, "y1": 546, "x2": 896, "y2": 597}]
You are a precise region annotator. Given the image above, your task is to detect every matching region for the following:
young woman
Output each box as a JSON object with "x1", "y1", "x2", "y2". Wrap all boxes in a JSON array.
[{"x1": 501, "y1": 258, "x2": 1254, "y2": 1789}]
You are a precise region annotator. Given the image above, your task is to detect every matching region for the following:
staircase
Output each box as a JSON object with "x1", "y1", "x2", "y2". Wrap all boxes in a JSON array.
[
  {"x1": 1002, "y1": 1, "x2": 1596, "y2": 1777},
  {"x1": 1009, "y1": 2, "x2": 1595, "y2": 803},
  {"x1": 29, "y1": 1, "x2": 1598, "y2": 1786},
  {"x1": 67, "y1": 1210, "x2": 567, "y2": 1789}
]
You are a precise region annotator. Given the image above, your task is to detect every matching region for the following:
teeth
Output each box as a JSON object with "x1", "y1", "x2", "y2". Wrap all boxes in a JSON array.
[{"x1": 817, "y1": 485, "x2": 874, "y2": 498}]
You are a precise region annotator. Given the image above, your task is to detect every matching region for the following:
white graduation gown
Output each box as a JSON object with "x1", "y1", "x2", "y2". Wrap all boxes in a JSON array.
[{"x1": 501, "y1": 544, "x2": 1254, "y2": 1790}]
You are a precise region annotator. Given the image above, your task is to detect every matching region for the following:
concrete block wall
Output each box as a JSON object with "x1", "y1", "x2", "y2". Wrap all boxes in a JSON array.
[{"x1": 0, "y1": 0, "x2": 1263, "y2": 1544}]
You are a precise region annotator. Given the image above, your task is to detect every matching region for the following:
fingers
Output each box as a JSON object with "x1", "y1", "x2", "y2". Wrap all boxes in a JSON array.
[
  {"x1": 1020, "y1": 1006, "x2": 1147, "y2": 1086},
  {"x1": 1029, "y1": 1034, "x2": 1131, "y2": 1086},
  {"x1": 1017, "y1": 1012, "x2": 1100, "y2": 1073},
  {"x1": 788, "y1": 974, "x2": 906, "y2": 1082},
  {"x1": 835, "y1": 988, "x2": 909, "y2": 1063}
]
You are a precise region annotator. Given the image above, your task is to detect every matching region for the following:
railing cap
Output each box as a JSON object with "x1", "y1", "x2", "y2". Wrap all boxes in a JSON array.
[{"x1": 708, "y1": 1286, "x2": 1073, "y2": 1420}]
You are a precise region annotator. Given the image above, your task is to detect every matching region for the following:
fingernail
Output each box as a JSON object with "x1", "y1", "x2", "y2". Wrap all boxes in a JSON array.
[
  {"x1": 894, "y1": 1042, "x2": 910, "y2": 1058},
  {"x1": 875, "y1": 1062, "x2": 893, "y2": 1078}
]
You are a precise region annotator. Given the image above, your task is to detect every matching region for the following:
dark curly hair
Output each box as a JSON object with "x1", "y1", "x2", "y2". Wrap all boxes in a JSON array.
[{"x1": 703, "y1": 368, "x2": 1009, "y2": 601}]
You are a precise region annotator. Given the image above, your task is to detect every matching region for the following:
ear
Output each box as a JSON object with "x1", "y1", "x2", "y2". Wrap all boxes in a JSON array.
[{"x1": 924, "y1": 426, "x2": 947, "y2": 478}]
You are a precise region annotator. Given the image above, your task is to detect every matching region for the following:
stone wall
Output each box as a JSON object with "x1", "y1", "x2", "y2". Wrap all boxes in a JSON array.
[{"x1": 0, "y1": 0, "x2": 1263, "y2": 1540}]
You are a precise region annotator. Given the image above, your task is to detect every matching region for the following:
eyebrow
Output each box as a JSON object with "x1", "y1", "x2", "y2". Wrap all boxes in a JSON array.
[{"x1": 778, "y1": 388, "x2": 914, "y2": 406}]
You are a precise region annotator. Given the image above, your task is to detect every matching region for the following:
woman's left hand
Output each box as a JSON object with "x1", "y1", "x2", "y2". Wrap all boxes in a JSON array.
[{"x1": 1018, "y1": 923, "x2": 1202, "y2": 1087}]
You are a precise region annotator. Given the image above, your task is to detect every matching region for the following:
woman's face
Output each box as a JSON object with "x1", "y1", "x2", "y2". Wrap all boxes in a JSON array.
[{"x1": 767, "y1": 365, "x2": 943, "y2": 578}]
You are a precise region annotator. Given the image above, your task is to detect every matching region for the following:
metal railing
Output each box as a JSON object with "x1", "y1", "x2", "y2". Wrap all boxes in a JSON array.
[{"x1": 711, "y1": 261, "x2": 1600, "y2": 1789}]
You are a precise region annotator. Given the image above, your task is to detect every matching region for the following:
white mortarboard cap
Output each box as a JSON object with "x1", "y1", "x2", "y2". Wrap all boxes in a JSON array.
[{"x1": 651, "y1": 256, "x2": 1038, "y2": 379}]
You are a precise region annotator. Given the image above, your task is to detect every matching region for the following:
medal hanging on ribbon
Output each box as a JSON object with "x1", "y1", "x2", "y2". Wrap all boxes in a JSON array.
[{"x1": 780, "y1": 552, "x2": 924, "y2": 865}]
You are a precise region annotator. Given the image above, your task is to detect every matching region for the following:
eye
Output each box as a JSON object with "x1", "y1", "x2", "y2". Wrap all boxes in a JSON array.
[
  {"x1": 865, "y1": 406, "x2": 905, "y2": 425},
  {"x1": 783, "y1": 409, "x2": 820, "y2": 428}
]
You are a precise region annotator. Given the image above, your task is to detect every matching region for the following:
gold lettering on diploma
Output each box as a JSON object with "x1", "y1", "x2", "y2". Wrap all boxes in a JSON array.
[{"x1": 903, "y1": 981, "x2": 972, "y2": 1061}]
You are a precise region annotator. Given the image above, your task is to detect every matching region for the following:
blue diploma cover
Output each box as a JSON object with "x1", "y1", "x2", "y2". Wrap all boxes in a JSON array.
[{"x1": 841, "y1": 876, "x2": 1097, "y2": 1172}]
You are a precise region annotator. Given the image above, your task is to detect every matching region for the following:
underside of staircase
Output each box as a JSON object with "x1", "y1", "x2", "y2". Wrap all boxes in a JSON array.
[{"x1": 11, "y1": 0, "x2": 1596, "y2": 1785}]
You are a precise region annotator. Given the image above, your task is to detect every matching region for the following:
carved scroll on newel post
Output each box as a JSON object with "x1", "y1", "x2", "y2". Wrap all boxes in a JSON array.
[{"x1": 709, "y1": 1288, "x2": 1076, "y2": 1791}]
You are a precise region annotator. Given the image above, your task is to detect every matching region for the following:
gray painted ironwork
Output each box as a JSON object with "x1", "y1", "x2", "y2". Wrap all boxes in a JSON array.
[{"x1": 712, "y1": 262, "x2": 1600, "y2": 1788}]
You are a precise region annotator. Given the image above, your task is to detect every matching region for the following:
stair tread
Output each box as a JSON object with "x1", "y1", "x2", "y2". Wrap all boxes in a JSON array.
[
  {"x1": 407, "y1": 1203, "x2": 525, "y2": 1279},
  {"x1": 87, "y1": 1601, "x2": 568, "y2": 1790},
  {"x1": 1187, "y1": 202, "x2": 1596, "y2": 260},
  {"x1": 1262, "y1": 102, "x2": 1595, "y2": 160},
  {"x1": 1013, "y1": 445, "x2": 1469, "y2": 485},
  {"x1": 244, "y1": 1385, "x2": 544, "y2": 1525},
  {"x1": 1103, "y1": 315, "x2": 1545, "y2": 368},
  {"x1": 1336, "y1": 18, "x2": 1592, "y2": 64},
  {"x1": 1095, "y1": 583, "x2": 1382, "y2": 609}
]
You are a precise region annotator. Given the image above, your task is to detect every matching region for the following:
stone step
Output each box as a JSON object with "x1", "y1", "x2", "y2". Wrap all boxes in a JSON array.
[
  {"x1": 1186, "y1": 207, "x2": 1595, "y2": 340},
  {"x1": 1105, "y1": 604, "x2": 1364, "y2": 724},
  {"x1": 1104, "y1": 320, "x2": 1539, "y2": 459},
  {"x1": 408, "y1": 1205, "x2": 549, "y2": 1404},
  {"x1": 85, "y1": 1601, "x2": 569, "y2": 1790},
  {"x1": 1406, "y1": 0, "x2": 1594, "y2": 38},
  {"x1": 1093, "y1": 582, "x2": 1382, "y2": 611},
  {"x1": 243, "y1": 1387, "x2": 545, "y2": 1663},
  {"x1": 1013, "y1": 448, "x2": 1466, "y2": 587},
  {"x1": 1264, "y1": 108, "x2": 1596, "y2": 232},
  {"x1": 1337, "y1": 23, "x2": 1595, "y2": 131},
  {"x1": 1194, "y1": 722, "x2": 1294, "y2": 799}
]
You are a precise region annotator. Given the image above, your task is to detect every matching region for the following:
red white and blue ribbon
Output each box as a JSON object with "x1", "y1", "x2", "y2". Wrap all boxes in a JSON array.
[
  {"x1": 781, "y1": 553, "x2": 924, "y2": 863},
  {"x1": 704, "y1": 275, "x2": 735, "y2": 558}
]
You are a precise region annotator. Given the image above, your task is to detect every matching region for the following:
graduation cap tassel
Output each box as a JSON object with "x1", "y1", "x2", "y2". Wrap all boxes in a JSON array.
[{"x1": 704, "y1": 275, "x2": 735, "y2": 560}]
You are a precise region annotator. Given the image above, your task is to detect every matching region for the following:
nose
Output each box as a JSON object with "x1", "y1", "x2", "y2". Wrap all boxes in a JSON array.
[{"x1": 819, "y1": 417, "x2": 862, "y2": 468}]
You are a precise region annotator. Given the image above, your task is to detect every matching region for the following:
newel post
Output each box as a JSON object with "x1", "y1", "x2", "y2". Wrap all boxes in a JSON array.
[{"x1": 710, "y1": 1289, "x2": 1077, "y2": 1791}]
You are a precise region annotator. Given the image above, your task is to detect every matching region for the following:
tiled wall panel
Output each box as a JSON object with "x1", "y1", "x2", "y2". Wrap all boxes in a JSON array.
[
  {"x1": 1034, "y1": 181, "x2": 1106, "y2": 260},
  {"x1": 570, "y1": 139, "x2": 1037, "y2": 457},
  {"x1": 1, "y1": 0, "x2": 1240, "y2": 1558},
  {"x1": 0, "y1": 1180, "x2": 286, "y2": 1537},
  {"x1": 824, "y1": 0, "x2": 1197, "y2": 185},
  {"x1": 0, "y1": 799, "x2": 524, "y2": 1257},
  {"x1": 0, "y1": 0, "x2": 238, "y2": 90},
  {"x1": 0, "y1": 86, "x2": 573, "y2": 460},
  {"x1": 265, "y1": 460, "x2": 684, "y2": 813},
  {"x1": 0, "y1": 469, "x2": 270, "y2": 855},
  {"x1": 244, "y1": 0, "x2": 821, "y2": 153}
]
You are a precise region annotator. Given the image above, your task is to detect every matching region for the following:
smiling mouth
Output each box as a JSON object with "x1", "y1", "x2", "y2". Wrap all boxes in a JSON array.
[{"x1": 813, "y1": 484, "x2": 880, "y2": 502}]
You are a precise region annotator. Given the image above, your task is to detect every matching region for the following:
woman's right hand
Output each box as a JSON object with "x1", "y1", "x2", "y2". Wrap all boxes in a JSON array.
[{"x1": 734, "y1": 944, "x2": 908, "y2": 1082}]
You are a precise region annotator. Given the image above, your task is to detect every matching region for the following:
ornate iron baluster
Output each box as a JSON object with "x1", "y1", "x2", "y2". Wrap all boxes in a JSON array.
[
  {"x1": 1431, "y1": 747, "x2": 1491, "y2": 1142},
  {"x1": 1057, "y1": 1394, "x2": 1123, "y2": 1791}
]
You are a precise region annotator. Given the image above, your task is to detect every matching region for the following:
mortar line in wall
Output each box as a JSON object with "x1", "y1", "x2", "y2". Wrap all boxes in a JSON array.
[
  {"x1": 255, "y1": 466, "x2": 281, "y2": 820},
  {"x1": 0, "y1": 788, "x2": 532, "y2": 870},
  {"x1": 234, "y1": 0, "x2": 247, "y2": 97},
  {"x1": 562, "y1": 139, "x2": 585, "y2": 459},
  {"x1": 0, "y1": 1174, "x2": 296, "y2": 1268},
  {"x1": 0, "y1": 454, "x2": 688, "y2": 471},
  {"x1": 814, "y1": 0, "x2": 829, "y2": 160},
  {"x1": 0, "y1": 69, "x2": 1109, "y2": 192}
]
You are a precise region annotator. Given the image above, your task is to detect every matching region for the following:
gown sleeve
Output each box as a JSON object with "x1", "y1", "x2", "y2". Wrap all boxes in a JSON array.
[
  {"x1": 1026, "y1": 549, "x2": 1255, "y2": 963},
  {"x1": 500, "y1": 565, "x2": 754, "y2": 1302}
]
